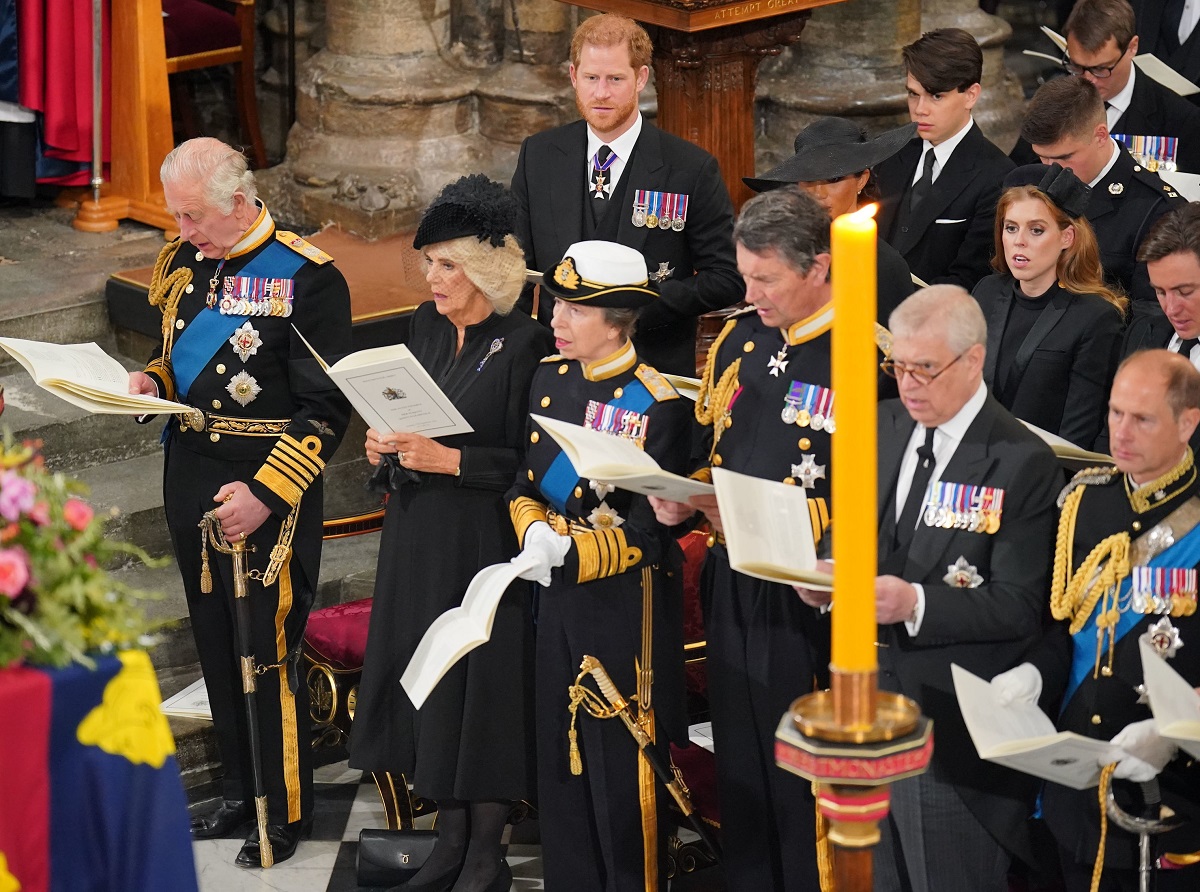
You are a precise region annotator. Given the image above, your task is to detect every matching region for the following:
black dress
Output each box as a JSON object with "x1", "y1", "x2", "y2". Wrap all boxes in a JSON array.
[{"x1": 348, "y1": 301, "x2": 554, "y2": 801}]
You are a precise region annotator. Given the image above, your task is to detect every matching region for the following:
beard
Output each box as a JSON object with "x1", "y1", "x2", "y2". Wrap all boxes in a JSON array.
[{"x1": 575, "y1": 90, "x2": 639, "y2": 138}]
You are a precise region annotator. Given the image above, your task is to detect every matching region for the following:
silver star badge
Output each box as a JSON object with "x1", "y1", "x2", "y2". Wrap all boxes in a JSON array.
[
  {"x1": 791, "y1": 454, "x2": 826, "y2": 488},
  {"x1": 587, "y1": 501, "x2": 624, "y2": 530},
  {"x1": 943, "y1": 556, "x2": 983, "y2": 589},
  {"x1": 651, "y1": 261, "x2": 675, "y2": 283},
  {"x1": 226, "y1": 370, "x2": 262, "y2": 407},
  {"x1": 768, "y1": 347, "x2": 789, "y2": 378},
  {"x1": 229, "y1": 321, "x2": 262, "y2": 362},
  {"x1": 1146, "y1": 616, "x2": 1184, "y2": 659}
]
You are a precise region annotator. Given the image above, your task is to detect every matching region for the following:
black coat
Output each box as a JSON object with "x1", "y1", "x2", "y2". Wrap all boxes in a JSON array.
[
  {"x1": 1133, "y1": 0, "x2": 1200, "y2": 96},
  {"x1": 875, "y1": 124, "x2": 1015, "y2": 292},
  {"x1": 510, "y1": 119, "x2": 744, "y2": 376},
  {"x1": 876, "y1": 395, "x2": 1062, "y2": 865},
  {"x1": 974, "y1": 275, "x2": 1124, "y2": 449}
]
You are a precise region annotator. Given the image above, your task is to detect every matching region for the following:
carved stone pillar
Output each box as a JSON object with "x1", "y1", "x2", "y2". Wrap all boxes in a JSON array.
[
  {"x1": 922, "y1": 0, "x2": 1024, "y2": 152},
  {"x1": 757, "y1": 0, "x2": 920, "y2": 170}
]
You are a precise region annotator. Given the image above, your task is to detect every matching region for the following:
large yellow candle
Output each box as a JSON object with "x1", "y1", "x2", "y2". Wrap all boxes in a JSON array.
[{"x1": 831, "y1": 205, "x2": 878, "y2": 674}]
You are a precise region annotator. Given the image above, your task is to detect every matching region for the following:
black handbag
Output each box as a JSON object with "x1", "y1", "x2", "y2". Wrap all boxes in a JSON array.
[{"x1": 356, "y1": 828, "x2": 439, "y2": 887}]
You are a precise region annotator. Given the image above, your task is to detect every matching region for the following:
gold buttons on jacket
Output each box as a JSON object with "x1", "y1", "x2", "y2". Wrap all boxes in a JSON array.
[
  {"x1": 614, "y1": 387, "x2": 623, "y2": 398},
  {"x1": 713, "y1": 454, "x2": 723, "y2": 466},
  {"x1": 195, "y1": 251, "x2": 204, "y2": 262},
  {"x1": 185, "y1": 284, "x2": 194, "y2": 294},
  {"x1": 210, "y1": 433, "x2": 220, "y2": 442},
  {"x1": 574, "y1": 486, "x2": 583, "y2": 499},
  {"x1": 211, "y1": 400, "x2": 222, "y2": 410},
  {"x1": 784, "y1": 477, "x2": 796, "y2": 485},
  {"x1": 175, "y1": 319, "x2": 185, "y2": 330},
  {"x1": 1132, "y1": 521, "x2": 1142, "y2": 531},
  {"x1": 559, "y1": 364, "x2": 569, "y2": 375},
  {"x1": 742, "y1": 341, "x2": 754, "y2": 353},
  {"x1": 1091, "y1": 714, "x2": 1102, "y2": 725},
  {"x1": 528, "y1": 470, "x2": 535, "y2": 481},
  {"x1": 1100, "y1": 666, "x2": 1113, "y2": 677},
  {"x1": 540, "y1": 397, "x2": 551, "y2": 408},
  {"x1": 799, "y1": 438, "x2": 811, "y2": 450},
  {"x1": 530, "y1": 432, "x2": 539, "y2": 443},
  {"x1": 216, "y1": 364, "x2": 226, "y2": 374}
]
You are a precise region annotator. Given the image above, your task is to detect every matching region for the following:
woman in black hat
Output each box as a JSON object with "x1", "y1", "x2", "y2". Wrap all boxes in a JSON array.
[
  {"x1": 973, "y1": 163, "x2": 1127, "y2": 450},
  {"x1": 744, "y1": 115, "x2": 919, "y2": 325},
  {"x1": 349, "y1": 174, "x2": 554, "y2": 892},
  {"x1": 505, "y1": 239, "x2": 692, "y2": 892}
]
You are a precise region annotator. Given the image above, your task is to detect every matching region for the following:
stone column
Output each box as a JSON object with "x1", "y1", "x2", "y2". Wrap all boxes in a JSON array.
[
  {"x1": 756, "y1": 0, "x2": 921, "y2": 171},
  {"x1": 922, "y1": 0, "x2": 1025, "y2": 152}
]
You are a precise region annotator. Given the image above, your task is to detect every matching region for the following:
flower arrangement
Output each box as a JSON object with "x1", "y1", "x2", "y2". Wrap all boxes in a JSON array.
[{"x1": 0, "y1": 435, "x2": 160, "y2": 668}]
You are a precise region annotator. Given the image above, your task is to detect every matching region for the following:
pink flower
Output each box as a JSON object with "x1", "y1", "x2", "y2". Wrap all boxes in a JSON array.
[
  {"x1": 63, "y1": 498, "x2": 94, "y2": 531},
  {"x1": 0, "y1": 546, "x2": 30, "y2": 597},
  {"x1": 0, "y1": 471, "x2": 35, "y2": 522},
  {"x1": 28, "y1": 501, "x2": 50, "y2": 526}
]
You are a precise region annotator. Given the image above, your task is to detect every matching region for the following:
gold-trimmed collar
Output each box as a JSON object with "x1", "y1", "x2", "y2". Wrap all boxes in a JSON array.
[
  {"x1": 784, "y1": 304, "x2": 834, "y2": 346},
  {"x1": 582, "y1": 340, "x2": 637, "y2": 382},
  {"x1": 1126, "y1": 448, "x2": 1197, "y2": 514},
  {"x1": 226, "y1": 203, "x2": 273, "y2": 259}
]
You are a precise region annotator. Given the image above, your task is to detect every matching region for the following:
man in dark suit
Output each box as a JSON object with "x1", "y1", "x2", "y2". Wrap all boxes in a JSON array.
[
  {"x1": 800, "y1": 285, "x2": 1062, "y2": 891},
  {"x1": 993, "y1": 349, "x2": 1200, "y2": 892},
  {"x1": 874, "y1": 28, "x2": 1015, "y2": 291},
  {"x1": 1022, "y1": 76, "x2": 1185, "y2": 309},
  {"x1": 510, "y1": 13, "x2": 743, "y2": 377},
  {"x1": 1132, "y1": 0, "x2": 1200, "y2": 92},
  {"x1": 1067, "y1": 0, "x2": 1200, "y2": 173}
]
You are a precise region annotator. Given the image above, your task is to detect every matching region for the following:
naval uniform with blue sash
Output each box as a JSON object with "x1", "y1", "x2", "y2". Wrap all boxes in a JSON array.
[
  {"x1": 1040, "y1": 455, "x2": 1200, "y2": 890},
  {"x1": 139, "y1": 204, "x2": 352, "y2": 830},
  {"x1": 505, "y1": 338, "x2": 690, "y2": 892}
]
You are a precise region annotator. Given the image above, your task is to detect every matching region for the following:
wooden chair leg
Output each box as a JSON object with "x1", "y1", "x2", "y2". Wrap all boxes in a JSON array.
[
  {"x1": 233, "y1": 59, "x2": 267, "y2": 168},
  {"x1": 169, "y1": 77, "x2": 201, "y2": 143}
]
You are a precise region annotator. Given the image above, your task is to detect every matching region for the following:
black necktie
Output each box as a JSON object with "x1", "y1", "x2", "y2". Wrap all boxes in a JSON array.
[
  {"x1": 591, "y1": 145, "x2": 614, "y2": 200},
  {"x1": 909, "y1": 149, "x2": 937, "y2": 213},
  {"x1": 894, "y1": 427, "x2": 938, "y2": 552},
  {"x1": 1179, "y1": 337, "x2": 1199, "y2": 358}
]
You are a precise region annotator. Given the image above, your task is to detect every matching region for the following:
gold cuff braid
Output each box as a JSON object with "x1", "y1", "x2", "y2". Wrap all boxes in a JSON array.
[
  {"x1": 573, "y1": 527, "x2": 642, "y2": 583},
  {"x1": 254, "y1": 434, "x2": 326, "y2": 509},
  {"x1": 510, "y1": 497, "x2": 549, "y2": 546}
]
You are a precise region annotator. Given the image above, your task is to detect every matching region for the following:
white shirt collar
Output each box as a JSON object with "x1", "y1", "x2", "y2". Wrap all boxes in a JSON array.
[
  {"x1": 1182, "y1": 1, "x2": 1200, "y2": 45},
  {"x1": 586, "y1": 113, "x2": 643, "y2": 169},
  {"x1": 915, "y1": 117, "x2": 974, "y2": 185},
  {"x1": 928, "y1": 379, "x2": 989, "y2": 446},
  {"x1": 1088, "y1": 138, "x2": 1123, "y2": 188},
  {"x1": 1106, "y1": 65, "x2": 1135, "y2": 130}
]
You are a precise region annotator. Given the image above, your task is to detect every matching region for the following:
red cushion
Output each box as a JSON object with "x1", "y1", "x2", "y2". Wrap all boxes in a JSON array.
[
  {"x1": 670, "y1": 742, "x2": 720, "y2": 825},
  {"x1": 678, "y1": 531, "x2": 709, "y2": 697},
  {"x1": 162, "y1": 0, "x2": 241, "y2": 58},
  {"x1": 305, "y1": 598, "x2": 373, "y2": 670}
]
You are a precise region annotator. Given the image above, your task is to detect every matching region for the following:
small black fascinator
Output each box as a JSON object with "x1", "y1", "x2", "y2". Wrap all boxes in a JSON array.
[
  {"x1": 1002, "y1": 163, "x2": 1092, "y2": 219},
  {"x1": 413, "y1": 173, "x2": 518, "y2": 249}
]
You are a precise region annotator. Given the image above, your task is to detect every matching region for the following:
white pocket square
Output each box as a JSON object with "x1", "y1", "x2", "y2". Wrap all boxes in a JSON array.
[{"x1": 934, "y1": 218, "x2": 968, "y2": 224}]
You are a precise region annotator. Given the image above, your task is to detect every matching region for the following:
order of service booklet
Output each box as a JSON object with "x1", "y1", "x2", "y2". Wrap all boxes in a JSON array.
[
  {"x1": 160, "y1": 676, "x2": 213, "y2": 721},
  {"x1": 293, "y1": 326, "x2": 472, "y2": 438},
  {"x1": 1020, "y1": 419, "x2": 1112, "y2": 465},
  {"x1": 400, "y1": 554, "x2": 536, "y2": 709},
  {"x1": 952, "y1": 663, "x2": 1118, "y2": 789},
  {"x1": 1139, "y1": 637, "x2": 1200, "y2": 761},
  {"x1": 531, "y1": 413, "x2": 715, "y2": 503},
  {"x1": 0, "y1": 337, "x2": 194, "y2": 416},
  {"x1": 710, "y1": 466, "x2": 833, "y2": 590}
]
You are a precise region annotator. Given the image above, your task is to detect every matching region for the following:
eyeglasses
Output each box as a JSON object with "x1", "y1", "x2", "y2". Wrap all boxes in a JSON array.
[
  {"x1": 880, "y1": 351, "x2": 967, "y2": 386},
  {"x1": 1061, "y1": 43, "x2": 1130, "y2": 79}
]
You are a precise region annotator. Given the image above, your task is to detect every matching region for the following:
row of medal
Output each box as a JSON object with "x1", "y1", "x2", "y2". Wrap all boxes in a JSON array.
[
  {"x1": 782, "y1": 381, "x2": 836, "y2": 432},
  {"x1": 1113, "y1": 133, "x2": 1179, "y2": 173},
  {"x1": 219, "y1": 275, "x2": 295, "y2": 317},
  {"x1": 1129, "y1": 566, "x2": 1198, "y2": 616},
  {"x1": 584, "y1": 398, "x2": 650, "y2": 447},
  {"x1": 632, "y1": 190, "x2": 689, "y2": 231},
  {"x1": 920, "y1": 481, "x2": 1004, "y2": 534}
]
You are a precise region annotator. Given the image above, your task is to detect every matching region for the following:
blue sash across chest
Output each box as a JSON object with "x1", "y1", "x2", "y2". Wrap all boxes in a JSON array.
[
  {"x1": 1064, "y1": 524, "x2": 1200, "y2": 707},
  {"x1": 171, "y1": 240, "x2": 304, "y2": 400},
  {"x1": 539, "y1": 378, "x2": 655, "y2": 514}
]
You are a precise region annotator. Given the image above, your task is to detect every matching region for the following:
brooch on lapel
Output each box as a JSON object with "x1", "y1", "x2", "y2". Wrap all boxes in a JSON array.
[
  {"x1": 651, "y1": 261, "x2": 675, "y2": 283},
  {"x1": 477, "y1": 337, "x2": 505, "y2": 372},
  {"x1": 791, "y1": 454, "x2": 826, "y2": 488},
  {"x1": 943, "y1": 556, "x2": 983, "y2": 589}
]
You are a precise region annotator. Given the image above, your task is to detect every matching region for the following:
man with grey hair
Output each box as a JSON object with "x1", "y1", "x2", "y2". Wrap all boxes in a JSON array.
[
  {"x1": 128, "y1": 137, "x2": 352, "y2": 867},
  {"x1": 651, "y1": 187, "x2": 846, "y2": 891},
  {"x1": 801, "y1": 284, "x2": 1061, "y2": 889}
]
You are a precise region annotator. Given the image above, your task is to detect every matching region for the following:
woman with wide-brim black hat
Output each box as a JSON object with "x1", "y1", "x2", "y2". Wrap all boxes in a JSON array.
[
  {"x1": 745, "y1": 116, "x2": 920, "y2": 327},
  {"x1": 349, "y1": 174, "x2": 555, "y2": 892}
]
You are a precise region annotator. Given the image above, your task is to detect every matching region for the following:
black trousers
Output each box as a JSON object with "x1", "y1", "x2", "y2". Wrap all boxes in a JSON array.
[
  {"x1": 702, "y1": 547, "x2": 824, "y2": 892},
  {"x1": 164, "y1": 442, "x2": 315, "y2": 825},
  {"x1": 535, "y1": 570, "x2": 668, "y2": 892}
]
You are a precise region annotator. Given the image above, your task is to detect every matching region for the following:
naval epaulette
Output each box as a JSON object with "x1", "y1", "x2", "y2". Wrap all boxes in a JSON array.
[
  {"x1": 635, "y1": 364, "x2": 679, "y2": 401},
  {"x1": 1056, "y1": 465, "x2": 1119, "y2": 507},
  {"x1": 540, "y1": 353, "x2": 565, "y2": 363},
  {"x1": 1128, "y1": 163, "x2": 1182, "y2": 200},
  {"x1": 276, "y1": 231, "x2": 334, "y2": 265}
]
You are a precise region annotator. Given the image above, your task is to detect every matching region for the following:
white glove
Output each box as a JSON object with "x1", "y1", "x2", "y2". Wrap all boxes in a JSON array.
[
  {"x1": 989, "y1": 662, "x2": 1043, "y2": 706},
  {"x1": 1109, "y1": 719, "x2": 1178, "y2": 782},
  {"x1": 512, "y1": 521, "x2": 571, "y2": 587}
]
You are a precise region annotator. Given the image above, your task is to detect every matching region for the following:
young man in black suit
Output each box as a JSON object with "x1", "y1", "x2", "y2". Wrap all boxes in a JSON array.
[
  {"x1": 509, "y1": 13, "x2": 743, "y2": 377},
  {"x1": 798, "y1": 285, "x2": 1062, "y2": 892},
  {"x1": 1132, "y1": 0, "x2": 1200, "y2": 91},
  {"x1": 1067, "y1": 0, "x2": 1200, "y2": 173},
  {"x1": 874, "y1": 28, "x2": 1015, "y2": 291},
  {"x1": 1022, "y1": 76, "x2": 1185, "y2": 309}
]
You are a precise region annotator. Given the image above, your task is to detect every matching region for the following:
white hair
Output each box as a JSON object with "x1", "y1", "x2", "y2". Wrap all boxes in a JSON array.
[
  {"x1": 889, "y1": 284, "x2": 987, "y2": 354},
  {"x1": 160, "y1": 137, "x2": 257, "y2": 215}
]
